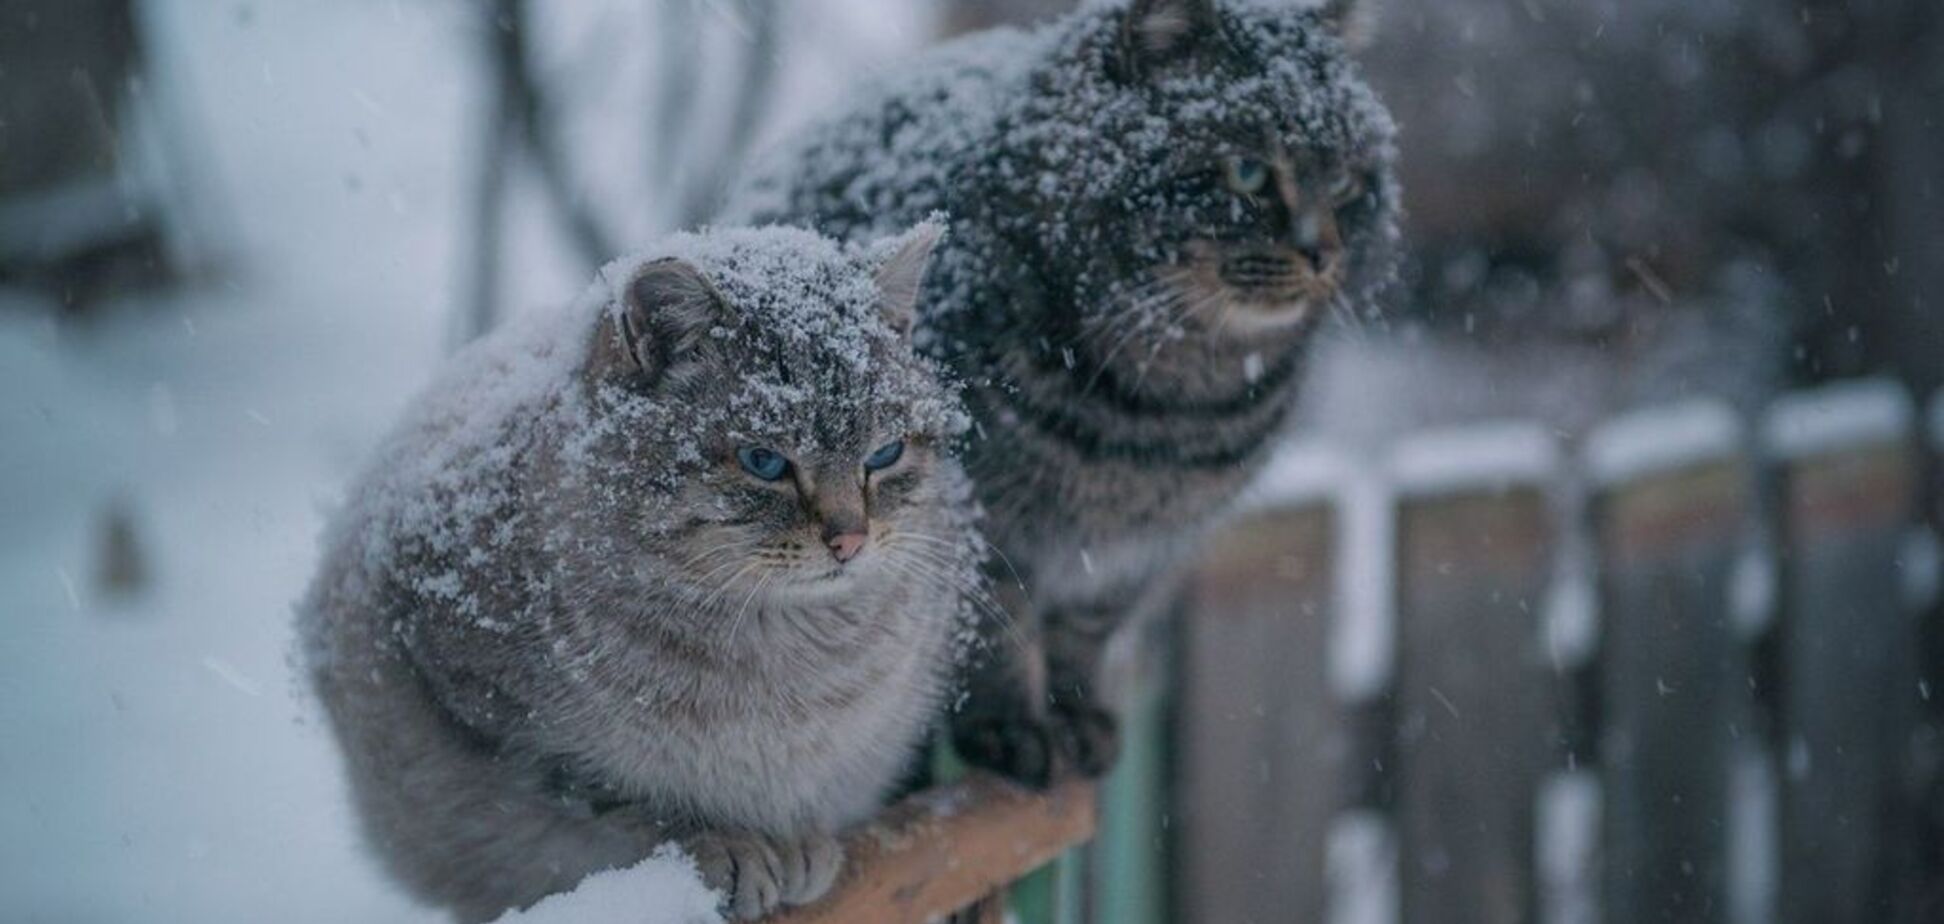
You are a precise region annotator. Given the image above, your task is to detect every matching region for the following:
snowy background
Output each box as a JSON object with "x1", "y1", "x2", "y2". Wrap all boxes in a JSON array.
[
  {"x1": 0, "y1": 2, "x2": 932, "y2": 919},
  {"x1": 4, "y1": 0, "x2": 1939, "y2": 921}
]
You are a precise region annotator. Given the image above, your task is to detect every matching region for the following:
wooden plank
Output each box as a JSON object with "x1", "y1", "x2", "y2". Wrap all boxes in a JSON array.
[
  {"x1": 773, "y1": 775, "x2": 1095, "y2": 924},
  {"x1": 1596, "y1": 460, "x2": 1751, "y2": 924},
  {"x1": 1771, "y1": 407, "x2": 1924, "y2": 924},
  {"x1": 1392, "y1": 486, "x2": 1555, "y2": 924},
  {"x1": 1172, "y1": 505, "x2": 1343, "y2": 924}
]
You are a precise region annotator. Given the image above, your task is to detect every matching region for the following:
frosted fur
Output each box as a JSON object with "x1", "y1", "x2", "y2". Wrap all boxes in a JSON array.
[
  {"x1": 721, "y1": 0, "x2": 1399, "y2": 782},
  {"x1": 299, "y1": 226, "x2": 982, "y2": 921}
]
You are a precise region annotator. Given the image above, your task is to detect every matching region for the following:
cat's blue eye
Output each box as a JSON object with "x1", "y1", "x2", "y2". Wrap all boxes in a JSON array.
[
  {"x1": 1225, "y1": 156, "x2": 1269, "y2": 195},
  {"x1": 863, "y1": 439, "x2": 905, "y2": 473},
  {"x1": 737, "y1": 446, "x2": 790, "y2": 481}
]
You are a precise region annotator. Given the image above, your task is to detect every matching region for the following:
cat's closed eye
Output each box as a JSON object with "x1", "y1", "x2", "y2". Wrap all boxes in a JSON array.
[{"x1": 1326, "y1": 172, "x2": 1363, "y2": 203}]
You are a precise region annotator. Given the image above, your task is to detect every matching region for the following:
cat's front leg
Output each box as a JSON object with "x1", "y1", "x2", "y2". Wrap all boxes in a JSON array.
[
  {"x1": 951, "y1": 587, "x2": 1124, "y2": 785},
  {"x1": 679, "y1": 828, "x2": 844, "y2": 920},
  {"x1": 949, "y1": 579, "x2": 1067, "y2": 786},
  {"x1": 1038, "y1": 601, "x2": 1123, "y2": 780}
]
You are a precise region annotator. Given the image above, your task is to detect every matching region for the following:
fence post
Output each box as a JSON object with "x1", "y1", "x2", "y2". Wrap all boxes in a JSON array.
[
  {"x1": 1388, "y1": 423, "x2": 1560, "y2": 924},
  {"x1": 1170, "y1": 444, "x2": 1354, "y2": 923},
  {"x1": 1091, "y1": 605, "x2": 1170, "y2": 924},
  {"x1": 1586, "y1": 400, "x2": 1751, "y2": 924},
  {"x1": 1915, "y1": 391, "x2": 1944, "y2": 920},
  {"x1": 1763, "y1": 380, "x2": 1925, "y2": 924}
]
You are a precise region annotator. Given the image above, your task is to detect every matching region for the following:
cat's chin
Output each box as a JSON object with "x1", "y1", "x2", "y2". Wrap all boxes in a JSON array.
[
  {"x1": 775, "y1": 562, "x2": 868, "y2": 596},
  {"x1": 1182, "y1": 291, "x2": 1325, "y2": 341}
]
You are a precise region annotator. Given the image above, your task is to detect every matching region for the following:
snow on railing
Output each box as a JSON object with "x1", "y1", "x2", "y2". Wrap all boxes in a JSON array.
[
  {"x1": 1177, "y1": 382, "x2": 1943, "y2": 923},
  {"x1": 1585, "y1": 398, "x2": 1743, "y2": 488},
  {"x1": 1762, "y1": 377, "x2": 1913, "y2": 460}
]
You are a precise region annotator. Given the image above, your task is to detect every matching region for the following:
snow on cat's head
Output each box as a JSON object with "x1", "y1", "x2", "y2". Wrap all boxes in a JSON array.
[
  {"x1": 1007, "y1": 0, "x2": 1399, "y2": 339},
  {"x1": 571, "y1": 223, "x2": 975, "y2": 600}
]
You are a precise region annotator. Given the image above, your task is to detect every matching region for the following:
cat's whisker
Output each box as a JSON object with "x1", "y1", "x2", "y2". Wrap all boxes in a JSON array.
[
  {"x1": 726, "y1": 570, "x2": 772, "y2": 644},
  {"x1": 1083, "y1": 291, "x2": 1183, "y2": 395},
  {"x1": 1129, "y1": 288, "x2": 1209, "y2": 393},
  {"x1": 695, "y1": 561, "x2": 758, "y2": 613},
  {"x1": 1073, "y1": 278, "x2": 1181, "y2": 354},
  {"x1": 884, "y1": 543, "x2": 1019, "y2": 628},
  {"x1": 688, "y1": 549, "x2": 759, "y2": 592},
  {"x1": 1328, "y1": 291, "x2": 1374, "y2": 345},
  {"x1": 878, "y1": 554, "x2": 1029, "y2": 652},
  {"x1": 681, "y1": 539, "x2": 761, "y2": 578}
]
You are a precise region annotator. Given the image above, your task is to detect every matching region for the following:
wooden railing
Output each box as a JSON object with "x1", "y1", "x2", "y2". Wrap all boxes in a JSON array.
[
  {"x1": 761, "y1": 384, "x2": 1942, "y2": 924},
  {"x1": 1172, "y1": 381, "x2": 1944, "y2": 924},
  {"x1": 773, "y1": 775, "x2": 1097, "y2": 924}
]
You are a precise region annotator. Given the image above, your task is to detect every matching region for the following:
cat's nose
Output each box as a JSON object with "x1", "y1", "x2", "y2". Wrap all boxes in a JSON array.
[
  {"x1": 826, "y1": 531, "x2": 868, "y2": 563},
  {"x1": 1291, "y1": 210, "x2": 1343, "y2": 272}
]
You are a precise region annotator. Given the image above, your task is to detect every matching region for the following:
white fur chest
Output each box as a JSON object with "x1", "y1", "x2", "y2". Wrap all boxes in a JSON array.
[{"x1": 581, "y1": 612, "x2": 945, "y2": 834}]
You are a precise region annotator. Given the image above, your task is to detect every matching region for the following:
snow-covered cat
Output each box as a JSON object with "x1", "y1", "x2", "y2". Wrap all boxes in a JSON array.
[
  {"x1": 722, "y1": 0, "x2": 1399, "y2": 784},
  {"x1": 299, "y1": 224, "x2": 982, "y2": 921}
]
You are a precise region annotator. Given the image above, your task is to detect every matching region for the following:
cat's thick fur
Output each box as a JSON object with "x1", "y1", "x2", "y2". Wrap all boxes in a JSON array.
[
  {"x1": 721, "y1": 0, "x2": 1399, "y2": 783},
  {"x1": 299, "y1": 225, "x2": 982, "y2": 921}
]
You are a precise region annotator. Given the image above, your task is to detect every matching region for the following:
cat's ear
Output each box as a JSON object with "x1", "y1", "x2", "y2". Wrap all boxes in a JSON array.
[
  {"x1": 1315, "y1": 0, "x2": 1378, "y2": 51},
  {"x1": 871, "y1": 220, "x2": 944, "y2": 337},
  {"x1": 1117, "y1": 0, "x2": 1220, "y2": 80},
  {"x1": 598, "y1": 257, "x2": 725, "y2": 385}
]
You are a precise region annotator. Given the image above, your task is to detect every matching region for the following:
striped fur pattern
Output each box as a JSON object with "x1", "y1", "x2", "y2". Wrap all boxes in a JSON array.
[
  {"x1": 298, "y1": 226, "x2": 982, "y2": 920},
  {"x1": 721, "y1": 0, "x2": 1399, "y2": 783}
]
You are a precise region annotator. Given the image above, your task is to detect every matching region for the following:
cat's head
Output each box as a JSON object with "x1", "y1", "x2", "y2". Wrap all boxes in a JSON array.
[
  {"x1": 575, "y1": 224, "x2": 975, "y2": 607},
  {"x1": 1007, "y1": 0, "x2": 1398, "y2": 344}
]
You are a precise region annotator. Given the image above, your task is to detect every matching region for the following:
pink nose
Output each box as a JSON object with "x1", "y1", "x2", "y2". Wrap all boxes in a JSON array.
[{"x1": 827, "y1": 532, "x2": 867, "y2": 563}]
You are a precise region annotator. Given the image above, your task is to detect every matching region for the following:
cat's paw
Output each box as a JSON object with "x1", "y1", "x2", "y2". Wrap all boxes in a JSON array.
[
  {"x1": 951, "y1": 702, "x2": 1121, "y2": 787},
  {"x1": 683, "y1": 829, "x2": 844, "y2": 920},
  {"x1": 952, "y1": 708, "x2": 1054, "y2": 787},
  {"x1": 1050, "y1": 700, "x2": 1121, "y2": 779},
  {"x1": 774, "y1": 831, "x2": 844, "y2": 906}
]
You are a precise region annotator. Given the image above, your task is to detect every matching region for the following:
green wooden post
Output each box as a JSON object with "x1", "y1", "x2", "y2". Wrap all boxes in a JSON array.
[{"x1": 1093, "y1": 617, "x2": 1170, "y2": 924}]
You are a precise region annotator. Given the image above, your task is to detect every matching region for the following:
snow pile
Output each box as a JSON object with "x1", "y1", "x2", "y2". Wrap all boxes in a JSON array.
[
  {"x1": 1585, "y1": 399, "x2": 1743, "y2": 487},
  {"x1": 1332, "y1": 471, "x2": 1395, "y2": 703},
  {"x1": 1729, "y1": 541, "x2": 1778, "y2": 636},
  {"x1": 489, "y1": 847, "x2": 723, "y2": 924},
  {"x1": 1535, "y1": 770, "x2": 1601, "y2": 924},
  {"x1": 1386, "y1": 420, "x2": 1559, "y2": 497},
  {"x1": 1727, "y1": 745, "x2": 1780, "y2": 924},
  {"x1": 1325, "y1": 810, "x2": 1397, "y2": 924},
  {"x1": 1541, "y1": 542, "x2": 1599, "y2": 672},
  {"x1": 1235, "y1": 440, "x2": 1353, "y2": 511},
  {"x1": 1900, "y1": 527, "x2": 1943, "y2": 612},
  {"x1": 1761, "y1": 377, "x2": 1913, "y2": 459}
]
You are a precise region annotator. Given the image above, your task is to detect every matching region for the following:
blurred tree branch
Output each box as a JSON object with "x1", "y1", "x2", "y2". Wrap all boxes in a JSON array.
[{"x1": 458, "y1": 0, "x2": 785, "y2": 343}]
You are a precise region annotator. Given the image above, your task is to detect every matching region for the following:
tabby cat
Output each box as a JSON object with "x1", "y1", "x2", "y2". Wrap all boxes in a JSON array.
[
  {"x1": 300, "y1": 224, "x2": 981, "y2": 921},
  {"x1": 722, "y1": 0, "x2": 1400, "y2": 783}
]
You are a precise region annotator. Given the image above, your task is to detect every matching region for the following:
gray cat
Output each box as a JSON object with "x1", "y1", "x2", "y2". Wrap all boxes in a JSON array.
[
  {"x1": 721, "y1": 0, "x2": 1399, "y2": 784},
  {"x1": 299, "y1": 224, "x2": 982, "y2": 921}
]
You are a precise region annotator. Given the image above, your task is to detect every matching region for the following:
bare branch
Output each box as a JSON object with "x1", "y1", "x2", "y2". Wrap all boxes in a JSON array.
[{"x1": 676, "y1": 0, "x2": 781, "y2": 229}]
